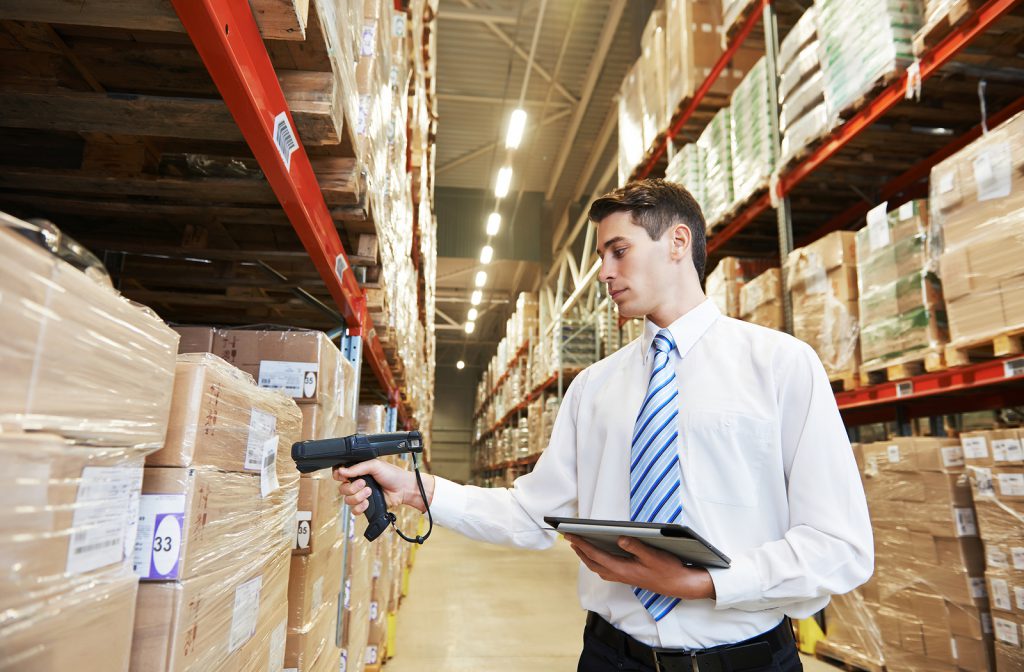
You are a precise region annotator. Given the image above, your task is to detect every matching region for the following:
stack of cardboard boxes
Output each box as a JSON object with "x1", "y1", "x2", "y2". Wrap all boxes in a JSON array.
[
  {"x1": 785, "y1": 230, "x2": 861, "y2": 379},
  {"x1": 740, "y1": 268, "x2": 785, "y2": 330},
  {"x1": 707, "y1": 257, "x2": 775, "y2": 319},
  {"x1": 962, "y1": 428, "x2": 1024, "y2": 670},
  {"x1": 665, "y1": 143, "x2": 707, "y2": 217},
  {"x1": 777, "y1": 5, "x2": 829, "y2": 165},
  {"x1": 0, "y1": 214, "x2": 179, "y2": 668},
  {"x1": 729, "y1": 57, "x2": 776, "y2": 206},
  {"x1": 855, "y1": 200, "x2": 948, "y2": 374},
  {"x1": 130, "y1": 354, "x2": 302, "y2": 671},
  {"x1": 934, "y1": 111, "x2": 1024, "y2": 350},
  {"x1": 860, "y1": 437, "x2": 994, "y2": 671},
  {"x1": 698, "y1": 108, "x2": 735, "y2": 227}
]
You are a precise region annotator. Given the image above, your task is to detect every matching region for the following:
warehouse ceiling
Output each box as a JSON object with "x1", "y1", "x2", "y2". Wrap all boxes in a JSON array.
[{"x1": 433, "y1": 0, "x2": 654, "y2": 371}]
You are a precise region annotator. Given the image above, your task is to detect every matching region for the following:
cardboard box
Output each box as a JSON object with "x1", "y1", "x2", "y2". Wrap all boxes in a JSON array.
[
  {"x1": 286, "y1": 592, "x2": 342, "y2": 671},
  {"x1": 342, "y1": 517, "x2": 372, "y2": 672},
  {"x1": 0, "y1": 211, "x2": 178, "y2": 449},
  {"x1": 130, "y1": 550, "x2": 290, "y2": 672},
  {"x1": 134, "y1": 466, "x2": 297, "y2": 581},
  {"x1": 0, "y1": 570, "x2": 139, "y2": 670},
  {"x1": 862, "y1": 437, "x2": 965, "y2": 474},
  {"x1": 172, "y1": 326, "x2": 218, "y2": 354},
  {"x1": 294, "y1": 474, "x2": 343, "y2": 555},
  {"x1": 288, "y1": 537, "x2": 345, "y2": 629},
  {"x1": 739, "y1": 268, "x2": 784, "y2": 330},
  {"x1": 988, "y1": 572, "x2": 1024, "y2": 615},
  {"x1": 149, "y1": 354, "x2": 303, "y2": 479}
]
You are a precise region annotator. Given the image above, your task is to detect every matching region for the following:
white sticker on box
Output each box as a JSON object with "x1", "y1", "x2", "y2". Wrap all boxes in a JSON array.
[
  {"x1": 950, "y1": 637, "x2": 958, "y2": 660},
  {"x1": 372, "y1": 559, "x2": 382, "y2": 579},
  {"x1": 898, "y1": 201, "x2": 916, "y2": 221},
  {"x1": 67, "y1": 466, "x2": 142, "y2": 576},
  {"x1": 974, "y1": 142, "x2": 1012, "y2": 201},
  {"x1": 344, "y1": 577, "x2": 352, "y2": 609},
  {"x1": 992, "y1": 577, "x2": 1012, "y2": 610},
  {"x1": 995, "y1": 617, "x2": 1020, "y2": 646},
  {"x1": 962, "y1": 436, "x2": 989, "y2": 460},
  {"x1": 245, "y1": 409, "x2": 277, "y2": 471},
  {"x1": 989, "y1": 546, "x2": 1009, "y2": 570},
  {"x1": 997, "y1": 473, "x2": 1024, "y2": 497},
  {"x1": 366, "y1": 646, "x2": 379, "y2": 665},
  {"x1": 370, "y1": 601, "x2": 379, "y2": 621},
  {"x1": 954, "y1": 507, "x2": 977, "y2": 537},
  {"x1": 994, "y1": 439, "x2": 1024, "y2": 463},
  {"x1": 260, "y1": 435, "x2": 280, "y2": 498},
  {"x1": 1014, "y1": 547, "x2": 1024, "y2": 570},
  {"x1": 312, "y1": 576, "x2": 324, "y2": 610},
  {"x1": 269, "y1": 618, "x2": 287, "y2": 672},
  {"x1": 340, "y1": 650, "x2": 347, "y2": 672},
  {"x1": 974, "y1": 468, "x2": 996, "y2": 497},
  {"x1": 970, "y1": 576, "x2": 987, "y2": 599},
  {"x1": 867, "y1": 202, "x2": 890, "y2": 251},
  {"x1": 123, "y1": 472, "x2": 143, "y2": 562},
  {"x1": 295, "y1": 511, "x2": 312, "y2": 550},
  {"x1": 229, "y1": 575, "x2": 263, "y2": 653},
  {"x1": 941, "y1": 446, "x2": 964, "y2": 468},
  {"x1": 357, "y1": 95, "x2": 371, "y2": 136},
  {"x1": 257, "y1": 361, "x2": 319, "y2": 400},
  {"x1": 360, "y1": 24, "x2": 377, "y2": 57},
  {"x1": 983, "y1": 612, "x2": 993, "y2": 634},
  {"x1": 392, "y1": 14, "x2": 406, "y2": 37},
  {"x1": 939, "y1": 171, "x2": 955, "y2": 194},
  {"x1": 133, "y1": 494, "x2": 187, "y2": 579},
  {"x1": 887, "y1": 444, "x2": 901, "y2": 464},
  {"x1": 1015, "y1": 586, "x2": 1024, "y2": 610}
]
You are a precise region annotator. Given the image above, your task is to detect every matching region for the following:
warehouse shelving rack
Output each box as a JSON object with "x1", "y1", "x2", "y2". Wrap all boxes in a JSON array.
[{"x1": 0, "y1": 0, "x2": 432, "y2": 428}]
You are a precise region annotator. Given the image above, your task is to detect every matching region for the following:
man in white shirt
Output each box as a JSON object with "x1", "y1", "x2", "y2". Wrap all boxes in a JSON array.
[{"x1": 336, "y1": 179, "x2": 874, "y2": 671}]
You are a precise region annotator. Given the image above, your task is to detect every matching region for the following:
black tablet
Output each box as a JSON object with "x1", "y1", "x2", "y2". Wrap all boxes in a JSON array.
[{"x1": 545, "y1": 517, "x2": 731, "y2": 569}]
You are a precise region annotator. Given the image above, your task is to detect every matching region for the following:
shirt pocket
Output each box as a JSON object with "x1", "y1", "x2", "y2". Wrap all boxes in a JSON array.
[{"x1": 682, "y1": 410, "x2": 775, "y2": 508}]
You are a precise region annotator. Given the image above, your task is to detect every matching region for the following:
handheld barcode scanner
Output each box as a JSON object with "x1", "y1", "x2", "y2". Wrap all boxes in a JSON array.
[{"x1": 291, "y1": 431, "x2": 432, "y2": 543}]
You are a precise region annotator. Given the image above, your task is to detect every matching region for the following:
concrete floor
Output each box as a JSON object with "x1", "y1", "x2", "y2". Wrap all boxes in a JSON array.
[{"x1": 386, "y1": 526, "x2": 840, "y2": 671}]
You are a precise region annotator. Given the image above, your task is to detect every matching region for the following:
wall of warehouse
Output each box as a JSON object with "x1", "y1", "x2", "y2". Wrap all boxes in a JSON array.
[{"x1": 429, "y1": 363, "x2": 477, "y2": 483}]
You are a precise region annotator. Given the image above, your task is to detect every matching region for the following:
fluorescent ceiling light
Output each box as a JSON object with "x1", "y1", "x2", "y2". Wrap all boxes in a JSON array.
[
  {"x1": 486, "y1": 212, "x2": 501, "y2": 236},
  {"x1": 505, "y1": 109, "x2": 527, "y2": 149},
  {"x1": 467, "y1": 308, "x2": 478, "y2": 321},
  {"x1": 475, "y1": 271, "x2": 487, "y2": 287},
  {"x1": 480, "y1": 245, "x2": 493, "y2": 264},
  {"x1": 470, "y1": 290, "x2": 482, "y2": 306},
  {"x1": 494, "y1": 166, "x2": 512, "y2": 198},
  {"x1": 464, "y1": 322, "x2": 476, "y2": 334}
]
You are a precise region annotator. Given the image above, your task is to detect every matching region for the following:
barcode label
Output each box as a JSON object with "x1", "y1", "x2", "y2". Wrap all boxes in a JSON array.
[
  {"x1": 954, "y1": 507, "x2": 978, "y2": 537},
  {"x1": 74, "y1": 538, "x2": 120, "y2": 555},
  {"x1": 896, "y1": 381, "x2": 913, "y2": 398},
  {"x1": 245, "y1": 409, "x2": 277, "y2": 471},
  {"x1": 66, "y1": 466, "x2": 143, "y2": 575},
  {"x1": 272, "y1": 112, "x2": 298, "y2": 170},
  {"x1": 260, "y1": 436, "x2": 280, "y2": 499},
  {"x1": 1006, "y1": 358, "x2": 1024, "y2": 379}
]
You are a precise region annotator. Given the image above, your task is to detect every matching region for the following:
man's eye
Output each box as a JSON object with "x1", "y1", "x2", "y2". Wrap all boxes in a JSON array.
[{"x1": 613, "y1": 248, "x2": 626, "y2": 259}]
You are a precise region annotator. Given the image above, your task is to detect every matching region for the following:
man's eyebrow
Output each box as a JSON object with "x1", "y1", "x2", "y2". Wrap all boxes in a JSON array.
[{"x1": 597, "y1": 236, "x2": 626, "y2": 254}]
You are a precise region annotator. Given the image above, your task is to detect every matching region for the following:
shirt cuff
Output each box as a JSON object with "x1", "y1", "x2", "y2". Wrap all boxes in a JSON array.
[
  {"x1": 708, "y1": 551, "x2": 761, "y2": 610},
  {"x1": 427, "y1": 476, "x2": 467, "y2": 527}
]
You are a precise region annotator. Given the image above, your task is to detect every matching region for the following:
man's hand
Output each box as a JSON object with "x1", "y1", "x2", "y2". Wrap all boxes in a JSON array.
[
  {"x1": 334, "y1": 459, "x2": 435, "y2": 514},
  {"x1": 565, "y1": 534, "x2": 716, "y2": 601}
]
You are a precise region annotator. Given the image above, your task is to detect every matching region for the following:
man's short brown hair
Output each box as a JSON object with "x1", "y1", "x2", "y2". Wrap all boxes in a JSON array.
[{"x1": 587, "y1": 178, "x2": 707, "y2": 282}]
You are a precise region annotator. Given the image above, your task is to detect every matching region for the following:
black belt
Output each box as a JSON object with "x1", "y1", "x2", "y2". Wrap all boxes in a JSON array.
[{"x1": 584, "y1": 612, "x2": 794, "y2": 672}]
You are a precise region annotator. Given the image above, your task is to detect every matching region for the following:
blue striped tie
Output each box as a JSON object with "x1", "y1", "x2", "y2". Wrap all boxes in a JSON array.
[{"x1": 630, "y1": 328, "x2": 682, "y2": 621}]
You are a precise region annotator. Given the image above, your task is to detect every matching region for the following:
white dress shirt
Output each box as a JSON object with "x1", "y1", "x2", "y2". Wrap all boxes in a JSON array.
[{"x1": 430, "y1": 299, "x2": 874, "y2": 649}]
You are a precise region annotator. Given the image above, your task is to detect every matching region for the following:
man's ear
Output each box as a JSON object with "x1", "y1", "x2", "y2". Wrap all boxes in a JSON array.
[{"x1": 670, "y1": 222, "x2": 691, "y2": 262}]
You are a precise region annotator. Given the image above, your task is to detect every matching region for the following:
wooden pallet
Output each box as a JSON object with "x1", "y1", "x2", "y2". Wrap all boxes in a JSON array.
[
  {"x1": 860, "y1": 349, "x2": 946, "y2": 386},
  {"x1": 814, "y1": 640, "x2": 885, "y2": 672},
  {"x1": 829, "y1": 368, "x2": 860, "y2": 393},
  {"x1": 945, "y1": 328, "x2": 1024, "y2": 368},
  {"x1": 913, "y1": 0, "x2": 982, "y2": 55},
  {"x1": 724, "y1": 0, "x2": 765, "y2": 42}
]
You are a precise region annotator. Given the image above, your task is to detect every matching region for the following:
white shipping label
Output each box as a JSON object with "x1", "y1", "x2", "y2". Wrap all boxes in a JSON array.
[
  {"x1": 939, "y1": 171, "x2": 955, "y2": 194},
  {"x1": 366, "y1": 646, "x2": 379, "y2": 665},
  {"x1": 991, "y1": 577, "x2": 1012, "y2": 610},
  {"x1": 123, "y1": 472, "x2": 143, "y2": 562},
  {"x1": 344, "y1": 578, "x2": 352, "y2": 609},
  {"x1": 974, "y1": 468, "x2": 996, "y2": 498},
  {"x1": 269, "y1": 619, "x2": 287, "y2": 672},
  {"x1": 941, "y1": 446, "x2": 964, "y2": 468},
  {"x1": 867, "y1": 202, "x2": 890, "y2": 251},
  {"x1": 260, "y1": 435, "x2": 280, "y2": 499},
  {"x1": 962, "y1": 436, "x2": 989, "y2": 460},
  {"x1": 970, "y1": 577, "x2": 987, "y2": 599},
  {"x1": 67, "y1": 466, "x2": 142, "y2": 576},
  {"x1": 372, "y1": 559, "x2": 382, "y2": 579},
  {"x1": 994, "y1": 439, "x2": 1024, "y2": 463},
  {"x1": 360, "y1": 24, "x2": 377, "y2": 57},
  {"x1": 950, "y1": 637, "x2": 958, "y2": 660},
  {"x1": 133, "y1": 494, "x2": 187, "y2": 579},
  {"x1": 340, "y1": 650, "x2": 347, "y2": 672},
  {"x1": 312, "y1": 576, "x2": 324, "y2": 610},
  {"x1": 954, "y1": 507, "x2": 978, "y2": 537},
  {"x1": 973, "y1": 142, "x2": 1012, "y2": 201},
  {"x1": 887, "y1": 444, "x2": 901, "y2": 464},
  {"x1": 245, "y1": 409, "x2": 277, "y2": 471},
  {"x1": 994, "y1": 617, "x2": 1020, "y2": 646},
  {"x1": 356, "y1": 95, "x2": 371, "y2": 136},
  {"x1": 294, "y1": 511, "x2": 313, "y2": 550},
  {"x1": 369, "y1": 601, "x2": 379, "y2": 621},
  {"x1": 257, "y1": 361, "x2": 319, "y2": 400},
  {"x1": 1016, "y1": 586, "x2": 1024, "y2": 610},
  {"x1": 229, "y1": 575, "x2": 263, "y2": 653},
  {"x1": 1014, "y1": 547, "x2": 1024, "y2": 570},
  {"x1": 989, "y1": 546, "x2": 1010, "y2": 570},
  {"x1": 392, "y1": 14, "x2": 406, "y2": 36},
  {"x1": 898, "y1": 201, "x2": 916, "y2": 221},
  {"x1": 997, "y1": 473, "x2": 1024, "y2": 497}
]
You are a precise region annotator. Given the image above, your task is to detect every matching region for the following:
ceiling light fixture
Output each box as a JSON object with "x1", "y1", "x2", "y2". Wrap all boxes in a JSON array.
[
  {"x1": 470, "y1": 290, "x2": 482, "y2": 306},
  {"x1": 475, "y1": 270, "x2": 487, "y2": 287},
  {"x1": 494, "y1": 166, "x2": 512, "y2": 198},
  {"x1": 486, "y1": 212, "x2": 501, "y2": 236},
  {"x1": 456, "y1": 360, "x2": 465, "y2": 370},
  {"x1": 480, "y1": 245, "x2": 493, "y2": 265},
  {"x1": 467, "y1": 308, "x2": 478, "y2": 321},
  {"x1": 505, "y1": 109, "x2": 527, "y2": 149},
  {"x1": 464, "y1": 322, "x2": 475, "y2": 334}
]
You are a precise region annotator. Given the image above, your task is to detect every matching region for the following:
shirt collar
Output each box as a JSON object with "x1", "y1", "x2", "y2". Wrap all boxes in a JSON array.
[{"x1": 640, "y1": 299, "x2": 721, "y2": 365}]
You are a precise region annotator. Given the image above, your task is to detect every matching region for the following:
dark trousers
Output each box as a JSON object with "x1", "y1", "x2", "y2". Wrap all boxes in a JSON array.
[{"x1": 577, "y1": 629, "x2": 804, "y2": 672}]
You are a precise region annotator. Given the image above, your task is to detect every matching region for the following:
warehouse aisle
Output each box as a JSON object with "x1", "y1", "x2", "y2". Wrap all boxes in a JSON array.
[{"x1": 386, "y1": 526, "x2": 837, "y2": 672}]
